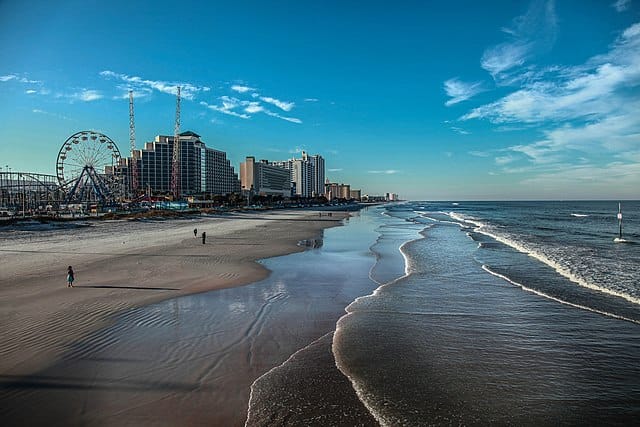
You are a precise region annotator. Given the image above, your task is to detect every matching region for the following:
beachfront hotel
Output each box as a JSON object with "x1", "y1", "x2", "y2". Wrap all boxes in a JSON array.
[
  {"x1": 239, "y1": 157, "x2": 291, "y2": 197},
  {"x1": 270, "y1": 151, "x2": 325, "y2": 198},
  {"x1": 124, "y1": 131, "x2": 240, "y2": 196},
  {"x1": 325, "y1": 181, "x2": 351, "y2": 201}
]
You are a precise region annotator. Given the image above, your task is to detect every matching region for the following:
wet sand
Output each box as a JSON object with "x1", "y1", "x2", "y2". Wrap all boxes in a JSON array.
[{"x1": 0, "y1": 210, "x2": 347, "y2": 425}]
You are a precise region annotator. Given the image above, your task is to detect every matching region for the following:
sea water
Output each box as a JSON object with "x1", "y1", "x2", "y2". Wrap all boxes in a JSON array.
[
  {"x1": 248, "y1": 201, "x2": 640, "y2": 425},
  {"x1": 4, "y1": 202, "x2": 639, "y2": 425},
  {"x1": 329, "y1": 201, "x2": 640, "y2": 425}
]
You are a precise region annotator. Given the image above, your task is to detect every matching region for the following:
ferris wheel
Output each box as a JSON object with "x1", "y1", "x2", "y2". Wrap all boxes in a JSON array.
[{"x1": 56, "y1": 131, "x2": 123, "y2": 204}]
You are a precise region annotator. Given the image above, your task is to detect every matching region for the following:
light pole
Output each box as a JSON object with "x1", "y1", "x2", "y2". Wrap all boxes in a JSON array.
[
  {"x1": 20, "y1": 173, "x2": 26, "y2": 217},
  {"x1": 7, "y1": 167, "x2": 12, "y2": 210}
]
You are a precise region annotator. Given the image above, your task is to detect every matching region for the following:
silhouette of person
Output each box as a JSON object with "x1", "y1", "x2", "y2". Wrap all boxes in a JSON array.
[
  {"x1": 202, "y1": 231, "x2": 206, "y2": 244},
  {"x1": 67, "y1": 266, "x2": 75, "y2": 288},
  {"x1": 194, "y1": 228, "x2": 198, "y2": 237}
]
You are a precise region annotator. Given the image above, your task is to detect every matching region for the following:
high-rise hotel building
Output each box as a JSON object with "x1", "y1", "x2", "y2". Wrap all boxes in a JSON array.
[
  {"x1": 239, "y1": 157, "x2": 291, "y2": 197},
  {"x1": 270, "y1": 151, "x2": 325, "y2": 198},
  {"x1": 127, "y1": 131, "x2": 240, "y2": 196}
]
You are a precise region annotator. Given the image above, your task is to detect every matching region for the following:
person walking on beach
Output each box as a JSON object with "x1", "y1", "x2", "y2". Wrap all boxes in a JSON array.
[
  {"x1": 202, "y1": 231, "x2": 206, "y2": 244},
  {"x1": 194, "y1": 228, "x2": 198, "y2": 237},
  {"x1": 67, "y1": 266, "x2": 75, "y2": 287}
]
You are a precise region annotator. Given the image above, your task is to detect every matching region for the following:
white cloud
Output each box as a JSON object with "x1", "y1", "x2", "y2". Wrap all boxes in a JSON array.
[
  {"x1": 200, "y1": 100, "x2": 250, "y2": 119},
  {"x1": 263, "y1": 108, "x2": 302, "y2": 123},
  {"x1": 260, "y1": 96, "x2": 294, "y2": 111},
  {"x1": 70, "y1": 89, "x2": 103, "y2": 102},
  {"x1": 481, "y1": 0, "x2": 557, "y2": 82},
  {"x1": 231, "y1": 85, "x2": 255, "y2": 93},
  {"x1": 25, "y1": 89, "x2": 37, "y2": 94},
  {"x1": 100, "y1": 70, "x2": 210, "y2": 100},
  {"x1": 481, "y1": 42, "x2": 531, "y2": 80},
  {"x1": 113, "y1": 86, "x2": 153, "y2": 100},
  {"x1": 328, "y1": 168, "x2": 343, "y2": 172},
  {"x1": 244, "y1": 102, "x2": 264, "y2": 114},
  {"x1": 444, "y1": 78, "x2": 484, "y2": 106},
  {"x1": 451, "y1": 126, "x2": 470, "y2": 135},
  {"x1": 495, "y1": 155, "x2": 517, "y2": 165},
  {"x1": 469, "y1": 150, "x2": 491, "y2": 157},
  {"x1": 304, "y1": 98, "x2": 319, "y2": 102},
  {"x1": 612, "y1": 0, "x2": 631, "y2": 12},
  {"x1": 368, "y1": 170, "x2": 399, "y2": 174},
  {"x1": 1, "y1": 74, "x2": 41, "y2": 84},
  {"x1": 464, "y1": 22, "x2": 640, "y2": 125},
  {"x1": 32, "y1": 109, "x2": 70, "y2": 120}
]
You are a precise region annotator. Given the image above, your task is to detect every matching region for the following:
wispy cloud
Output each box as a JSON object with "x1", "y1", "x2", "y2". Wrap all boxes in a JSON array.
[
  {"x1": 0, "y1": 73, "x2": 41, "y2": 84},
  {"x1": 481, "y1": 0, "x2": 557, "y2": 83},
  {"x1": 495, "y1": 154, "x2": 517, "y2": 165},
  {"x1": 450, "y1": 126, "x2": 470, "y2": 135},
  {"x1": 463, "y1": 22, "x2": 640, "y2": 125},
  {"x1": 469, "y1": 150, "x2": 491, "y2": 157},
  {"x1": 32, "y1": 109, "x2": 70, "y2": 120},
  {"x1": 368, "y1": 170, "x2": 399, "y2": 174},
  {"x1": 612, "y1": 0, "x2": 631, "y2": 12},
  {"x1": 203, "y1": 94, "x2": 302, "y2": 124},
  {"x1": 444, "y1": 78, "x2": 485, "y2": 106},
  {"x1": 200, "y1": 100, "x2": 250, "y2": 119},
  {"x1": 263, "y1": 109, "x2": 302, "y2": 123},
  {"x1": 244, "y1": 102, "x2": 264, "y2": 114},
  {"x1": 231, "y1": 85, "x2": 255, "y2": 93},
  {"x1": 289, "y1": 146, "x2": 307, "y2": 154},
  {"x1": 328, "y1": 168, "x2": 343, "y2": 172},
  {"x1": 100, "y1": 70, "x2": 210, "y2": 100},
  {"x1": 112, "y1": 86, "x2": 153, "y2": 100},
  {"x1": 304, "y1": 98, "x2": 319, "y2": 102},
  {"x1": 260, "y1": 96, "x2": 295, "y2": 112},
  {"x1": 67, "y1": 89, "x2": 103, "y2": 102}
]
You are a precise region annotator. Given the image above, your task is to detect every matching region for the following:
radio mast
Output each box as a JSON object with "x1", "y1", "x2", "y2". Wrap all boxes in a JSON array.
[
  {"x1": 170, "y1": 86, "x2": 181, "y2": 199},
  {"x1": 129, "y1": 90, "x2": 138, "y2": 197}
]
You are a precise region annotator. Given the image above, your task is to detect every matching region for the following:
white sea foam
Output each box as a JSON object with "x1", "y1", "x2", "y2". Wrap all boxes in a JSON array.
[
  {"x1": 570, "y1": 213, "x2": 589, "y2": 217},
  {"x1": 482, "y1": 265, "x2": 640, "y2": 325},
  {"x1": 448, "y1": 212, "x2": 640, "y2": 306}
]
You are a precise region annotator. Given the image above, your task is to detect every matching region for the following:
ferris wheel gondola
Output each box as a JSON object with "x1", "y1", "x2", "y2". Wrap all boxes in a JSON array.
[{"x1": 56, "y1": 131, "x2": 123, "y2": 204}]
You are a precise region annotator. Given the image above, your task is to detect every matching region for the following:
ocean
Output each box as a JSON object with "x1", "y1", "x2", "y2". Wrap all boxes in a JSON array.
[
  {"x1": 3, "y1": 202, "x2": 639, "y2": 425},
  {"x1": 249, "y1": 201, "x2": 640, "y2": 425}
]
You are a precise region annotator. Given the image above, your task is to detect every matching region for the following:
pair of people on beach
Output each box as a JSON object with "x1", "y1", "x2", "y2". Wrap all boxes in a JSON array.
[
  {"x1": 195, "y1": 228, "x2": 207, "y2": 244},
  {"x1": 67, "y1": 266, "x2": 74, "y2": 287}
]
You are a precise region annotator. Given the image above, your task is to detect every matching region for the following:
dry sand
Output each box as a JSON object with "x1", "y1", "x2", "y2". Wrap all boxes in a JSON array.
[{"x1": 0, "y1": 210, "x2": 347, "y2": 425}]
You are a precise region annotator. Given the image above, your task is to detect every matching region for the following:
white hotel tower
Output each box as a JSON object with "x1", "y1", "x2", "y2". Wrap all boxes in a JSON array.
[{"x1": 270, "y1": 151, "x2": 325, "y2": 198}]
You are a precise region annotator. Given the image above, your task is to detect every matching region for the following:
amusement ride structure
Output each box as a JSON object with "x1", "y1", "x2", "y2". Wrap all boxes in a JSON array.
[{"x1": 55, "y1": 130, "x2": 123, "y2": 204}]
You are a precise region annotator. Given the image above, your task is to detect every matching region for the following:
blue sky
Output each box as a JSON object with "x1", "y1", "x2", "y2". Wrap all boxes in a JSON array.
[{"x1": 0, "y1": 0, "x2": 638, "y2": 200}]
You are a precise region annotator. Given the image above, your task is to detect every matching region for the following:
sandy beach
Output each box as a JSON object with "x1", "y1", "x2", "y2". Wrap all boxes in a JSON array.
[{"x1": 0, "y1": 210, "x2": 348, "y2": 425}]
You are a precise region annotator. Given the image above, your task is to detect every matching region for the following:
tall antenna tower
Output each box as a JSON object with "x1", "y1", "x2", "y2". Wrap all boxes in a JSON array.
[
  {"x1": 170, "y1": 86, "x2": 181, "y2": 199},
  {"x1": 129, "y1": 90, "x2": 138, "y2": 197}
]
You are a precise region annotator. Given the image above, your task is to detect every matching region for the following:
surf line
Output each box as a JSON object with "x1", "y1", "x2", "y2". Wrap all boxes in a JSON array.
[
  {"x1": 447, "y1": 212, "x2": 640, "y2": 307},
  {"x1": 482, "y1": 265, "x2": 639, "y2": 325}
]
